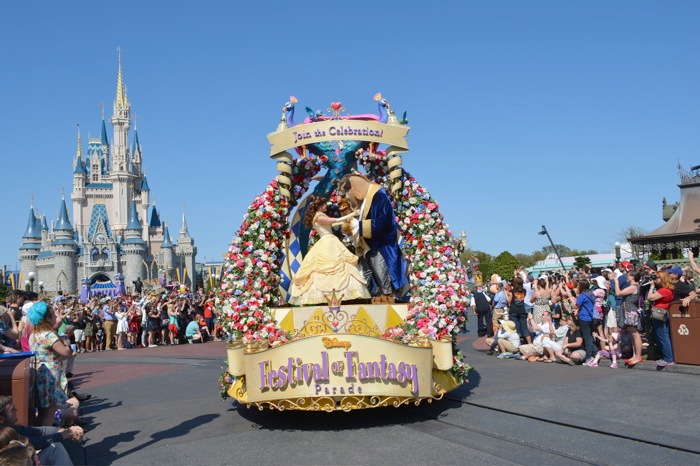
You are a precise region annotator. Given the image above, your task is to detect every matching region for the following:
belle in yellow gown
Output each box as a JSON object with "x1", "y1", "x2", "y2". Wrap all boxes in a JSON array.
[{"x1": 289, "y1": 202, "x2": 370, "y2": 305}]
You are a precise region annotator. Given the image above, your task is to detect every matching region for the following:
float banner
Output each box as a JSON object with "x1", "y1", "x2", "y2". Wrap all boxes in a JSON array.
[
  {"x1": 268, "y1": 120, "x2": 410, "y2": 158},
  {"x1": 244, "y1": 334, "x2": 433, "y2": 402}
]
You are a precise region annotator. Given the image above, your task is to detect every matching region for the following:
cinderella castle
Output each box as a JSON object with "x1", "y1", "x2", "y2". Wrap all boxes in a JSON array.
[{"x1": 18, "y1": 52, "x2": 197, "y2": 295}]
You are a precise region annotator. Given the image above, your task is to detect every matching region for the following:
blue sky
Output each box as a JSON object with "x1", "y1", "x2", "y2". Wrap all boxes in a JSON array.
[{"x1": 1, "y1": 1, "x2": 699, "y2": 270}]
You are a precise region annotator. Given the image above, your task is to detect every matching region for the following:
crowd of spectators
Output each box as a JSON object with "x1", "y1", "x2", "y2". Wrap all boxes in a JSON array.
[
  {"x1": 0, "y1": 283, "x2": 222, "y2": 464},
  {"x1": 477, "y1": 255, "x2": 698, "y2": 368}
]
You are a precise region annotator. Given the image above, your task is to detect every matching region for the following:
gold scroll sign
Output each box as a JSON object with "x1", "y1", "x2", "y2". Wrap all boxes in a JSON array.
[{"x1": 268, "y1": 119, "x2": 410, "y2": 198}]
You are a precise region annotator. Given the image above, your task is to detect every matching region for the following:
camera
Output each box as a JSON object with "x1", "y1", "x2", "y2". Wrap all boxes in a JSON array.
[{"x1": 640, "y1": 273, "x2": 657, "y2": 287}]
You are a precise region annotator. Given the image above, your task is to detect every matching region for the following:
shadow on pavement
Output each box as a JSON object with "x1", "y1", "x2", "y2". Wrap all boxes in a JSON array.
[{"x1": 85, "y1": 414, "x2": 220, "y2": 464}]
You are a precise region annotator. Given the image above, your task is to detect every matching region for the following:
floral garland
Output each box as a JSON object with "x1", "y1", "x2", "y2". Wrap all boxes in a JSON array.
[
  {"x1": 216, "y1": 157, "x2": 322, "y2": 343},
  {"x1": 357, "y1": 152, "x2": 472, "y2": 383}
]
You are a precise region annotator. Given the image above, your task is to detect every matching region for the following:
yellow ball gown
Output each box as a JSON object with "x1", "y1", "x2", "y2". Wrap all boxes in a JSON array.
[{"x1": 289, "y1": 213, "x2": 370, "y2": 305}]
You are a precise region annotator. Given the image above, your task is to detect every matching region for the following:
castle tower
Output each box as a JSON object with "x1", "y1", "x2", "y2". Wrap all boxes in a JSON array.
[
  {"x1": 175, "y1": 210, "x2": 197, "y2": 288},
  {"x1": 109, "y1": 48, "x2": 134, "y2": 231},
  {"x1": 50, "y1": 195, "x2": 78, "y2": 293},
  {"x1": 71, "y1": 125, "x2": 87, "y2": 236},
  {"x1": 160, "y1": 221, "x2": 174, "y2": 282},
  {"x1": 139, "y1": 173, "x2": 150, "y2": 241},
  {"x1": 122, "y1": 200, "x2": 147, "y2": 288},
  {"x1": 19, "y1": 204, "x2": 42, "y2": 283}
]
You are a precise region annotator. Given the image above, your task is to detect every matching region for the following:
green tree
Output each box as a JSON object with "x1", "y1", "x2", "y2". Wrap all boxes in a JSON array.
[
  {"x1": 573, "y1": 256, "x2": 592, "y2": 269},
  {"x1": 0, "y1": 281, "x2": 8, "y2": 303},
  {"x1": 471, "y1": 250, "x2": 494, "y2": 283},
  {"x1": 542, "y1": 244, "x2": 571, "y2": 257},
  {"x1": 491, "y1": 251, "x2": 520, "y2": 280},
  {"x1": 514, "y1": 253, "x2": 536, "y2": 268}
]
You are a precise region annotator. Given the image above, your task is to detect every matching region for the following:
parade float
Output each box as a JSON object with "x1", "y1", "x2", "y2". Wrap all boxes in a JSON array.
[{"x1": 217, "y1": 95, "x2": 471, "y2": 411}]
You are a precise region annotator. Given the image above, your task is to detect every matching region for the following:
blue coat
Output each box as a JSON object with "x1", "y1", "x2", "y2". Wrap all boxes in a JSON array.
[{"x1": 359, "y1": 184, "x2": 408, "y2": 292}]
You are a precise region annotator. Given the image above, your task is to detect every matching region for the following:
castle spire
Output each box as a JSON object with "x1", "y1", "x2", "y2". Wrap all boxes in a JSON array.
[
  {"x1": 55, "y1": 191, "x2": 73, "y2": 231},
  {"x1": 161, "y1": 222, "x2": 174, "y2": 248},
  {"x1": 179, "y1": 207, "x2": 190, "y2": 237},
  {"x1": 126, "y1": 200, "x2": 142, "y2": 231},
  {"x1": 75, "y1": 124, "x2": 83, "y2": 158},
  {"x1": 100, "y1": 109, "x2": 109, "y2": 146},
  {"x1": 74, "y1": 124, "x2": 86, "y2": 174},
  {"x1": 115, "y1": 46, "x2": 129, "y2": 108},
  {"x1": 22, "y1": 205, "x2": 41, "y2": 239}
]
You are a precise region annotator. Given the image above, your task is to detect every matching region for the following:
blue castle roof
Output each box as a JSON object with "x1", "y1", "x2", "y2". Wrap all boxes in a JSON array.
[
  {"x1": 22, "y1": 207, "x2": 41, "y2": 239},
  {"x1": 54, "y1": 197, "x2": 73, "y2": 231},
  {"x1": 149, "y1": 205, "x2": 161, "y2": 228},
  {"x1": 161, "y1": 223, "x2": 173, "y2": 248},
  {"x1": 74, "y1": 155, "x2": 87, "y2": 175},
  {"x1": 126, "y1": 200, "x2": 142, "y2": 231}
]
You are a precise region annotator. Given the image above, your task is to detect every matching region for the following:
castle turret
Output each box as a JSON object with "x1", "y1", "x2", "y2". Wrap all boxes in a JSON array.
[
  {"x1": 110, "y1": 49, "x2": 133, "y2": 232},
  {"x1": 139, "y1": 172, "x2": 150, "y2": 240},
  {"x1": 160, "y1": 222, "x2": 174, "y2": 282},
  {"x1": 40, "y1": 215, "x2": 49, "y2": 248},
  {"x1": 122, "y1": 200, "x2": 147, "y2": 289},
  {"x1": 51, "y1": 194, "x2": 78, "y2": 293},
  {"x1": 71, "y1": 125, "x2": 87, "y2": 233},
  {"x1": 175, "y1": 210, "x2": 197, "y2": 288},
  {"x1": 19, "y1": 204, "x2": 42, "y2": 283}
]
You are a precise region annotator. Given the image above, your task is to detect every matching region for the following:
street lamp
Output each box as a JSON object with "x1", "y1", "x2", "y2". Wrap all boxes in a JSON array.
[
  {"x1": 38, "y1": 281, "x2": 44, "y2": 295},
  {"x1": 615, "y1": 242, "x2": 621, "y2": 262},
  {"x1": 24, "y1": 280, "x2": 30, "y2": 292},
  {"x1": 538, "y1": 225, "x2": 566, "y2": 272},
  {"x1": 28, "y1": 271, "x2": 35, "y2": 293}
]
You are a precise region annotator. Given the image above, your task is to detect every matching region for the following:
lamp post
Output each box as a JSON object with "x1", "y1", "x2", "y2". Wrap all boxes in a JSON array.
[
  {"x1": 28, "y1": 271, "x2": 35, "y2": 293},
  {"x1": 24, "y1": 280, "x2": 30, "y2": 292},
  {"x1": 538, "y1": 225, "x2": 566, "y2": 272},
  {"x1": 615, "y1": 242, "x2": 621, "y2": 262},
  {"x1": 38, "y1": 281, "x2": 44, "y2": 295}
]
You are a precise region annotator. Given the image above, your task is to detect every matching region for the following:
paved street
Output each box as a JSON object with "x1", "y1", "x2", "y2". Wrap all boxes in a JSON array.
[{"x1": 72, "y1": 319, "x2": 700, "y2": 465}]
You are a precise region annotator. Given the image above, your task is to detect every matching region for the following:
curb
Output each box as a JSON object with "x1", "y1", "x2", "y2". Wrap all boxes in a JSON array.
[{"x1": 470, "y1": 336, "x2": 700, "y2": 376}]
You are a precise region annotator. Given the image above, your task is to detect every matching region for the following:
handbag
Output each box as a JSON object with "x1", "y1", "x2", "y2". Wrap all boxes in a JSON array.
[
  {"x1": 650, "y1": 306, "x2": 668, "y2": 321},
  {"x1": 605, "y1": 308, "x2": 617, "y2": 328}
]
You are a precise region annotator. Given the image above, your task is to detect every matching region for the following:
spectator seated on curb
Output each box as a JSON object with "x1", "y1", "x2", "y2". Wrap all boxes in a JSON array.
[
  {"x1": 589, "y1": 330, "x2": 622, "y2": 368},
  {"x1": 485, "y1": 320, "x2": 520, "y2": 358},
  {"x1": 542, "y1": 313, "x2": 571, "y2": 364},
  {"x1": 197, "y1": 314, "x2": 212, "y2": 342},
  {"x1": 517, "y1": 311, "x2": 553, "y2": 361},
  {"x1": 0, "y1": 395, "x2": 83, "y2": 466},
  {"x1": 185, "y1": 317, "x2": 203, "y2": 344}
]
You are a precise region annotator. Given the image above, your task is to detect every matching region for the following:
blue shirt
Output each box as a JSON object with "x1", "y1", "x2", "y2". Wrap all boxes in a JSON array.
[
  {"x1": 493, "y1": 290, "x2": 507, "y2": 309},
  {"x1": 185, "y1": 321, "x2": 200, "y2": 338},
  {"x1": 576, "y1": 291, "x2": 595, "y2": 322}
]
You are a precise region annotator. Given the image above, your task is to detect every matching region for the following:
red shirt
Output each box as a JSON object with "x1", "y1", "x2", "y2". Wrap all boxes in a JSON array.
[
  {"x1": 203, "y1": 301, "x2": 213, "y2": 319},
  {"x1": 653, "y1": 287, "x2": 674, "y2": 309}
]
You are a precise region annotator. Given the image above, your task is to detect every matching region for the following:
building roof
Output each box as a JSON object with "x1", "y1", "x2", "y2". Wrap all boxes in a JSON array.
[
  {"x1": 86, "y1": 183, "x2": 113, "y2": 189},
  {"x1": 630, "y1": 165, "x2": 700, "y2": 249}
]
